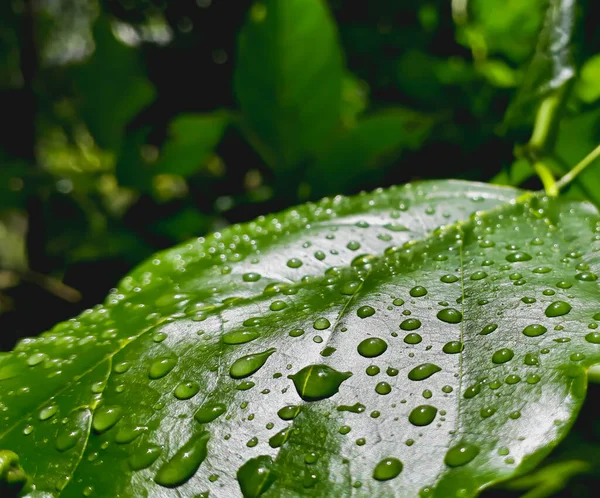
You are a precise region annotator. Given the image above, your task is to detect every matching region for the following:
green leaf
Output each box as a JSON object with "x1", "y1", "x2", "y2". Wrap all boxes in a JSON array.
[
  {"x1": 307, "y1": 109, "x2": 434, "y2": 196},
  {"x1": 4, "y1": 180, "x2": 600, "y2": 497},
  {"x1": 503, "y1": 0, "x2": 576, "y2": 128},
  {"x1": 153, "y1": 113, "x2": 228, "y2": 177},
  {"x1": 71, "y1": 18, "x2": 155, "y2": 151},
  {"x1": 576, "y1": 55, "x2": 600, "y2": 104},
  {"x1": 234, "y1": 0, "x2": 343, "y2": 169}
]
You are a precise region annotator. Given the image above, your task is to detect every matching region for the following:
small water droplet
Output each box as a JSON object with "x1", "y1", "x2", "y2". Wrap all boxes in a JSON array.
[
  {"x1": 408, "y1": 363, "x2": 441, "y2": 381},
  {"x1": 492, "y1": 348, "x2": 514, "y2": 364},
  {"x1": 410, "y1": 286, "x2": 427, "y2": 297},
  {"x1": 372, "y1": 457, "x2": 403, "y2": 481},
  {"x1": 442, "y1": 341, "x2": 464, "y2": 354},
  {"x1": 408, "y1": 405, "x2": 437, "y2": 426},
  {"x1": 194, "y1": 403, "x2": 226, "y2": 423},
  {"x1": 357, "y1": 338, "x2": 388, "y2": 358},
  {"x1": 92, "y1": 405, "x2": 122, "y2": 433},
  {"x1": 375, "y1": 382, "x2": 392, "y2": 395},
  {"x1": 400, "y1": 318, "x2": 422, "y2": 331},
  {"x1": 129, "y1": 444, "x2": 162, "y2": 471},
  {"x1": 313, "y1": 318, "x2": 331, "y2": 330},
  {"x1": 148, "y1": 357, "x2": 177, "y2": 379},
  {"x1": 236, "y1": 455, "x2": 277, "y2": 498},
  {"x1": 277, "y1": 405, "x2": 301, "y2": 421},
  {"x1": 357, "y1": 306, "x2": 375, "y2": 318},
  {"x1": 522, "y1": 324, "x2": 547, "y2": 337},
  {"x1": 404, "y1": 332, "x2": 422, "y2": 344},
  {"x1": 444, "y1": 442, "x2": 480, "y2": 467},
  {"x1": 441, "y1": 274, "x2": 459, "y2": 283},
  {"x1": 506, "y1": 252, "x2": 532, "y2": 262},
  {"x1": 174, "y1": 381, "x2": 201, "y2": 400},
  {"x1": 230, "y1": 349, "x2": 276, "y2": 379}
]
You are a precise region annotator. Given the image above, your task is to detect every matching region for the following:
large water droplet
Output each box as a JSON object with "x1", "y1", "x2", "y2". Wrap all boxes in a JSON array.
[
  {"x1": 313, "y1": 318, "x2": 331, "y2": 330},
  {"x1": 408, "y1": 405, "x2": 437, "y2": 426},
  {"x1": 410, "y1": 286, "x2": 427, "y2": 297},
  {"x1": 277, "y1": 405, "x2": 302, "y2": 420},
  {"x1": 585, "y1": 332, "x2": 600, "y2": 344},
  {"x1": 154, "y1": 432, "x2": 210, "y2": 487},
  {"x1": 129, "y1": 444, "x2": 162, "y2": 471},
  {"x1": 230, "y1": 349, "x2": 276, "y2": 379},
  {"x1": 408, "y1": 363, "x2": 441, "y2": 381},
  {"x1": 372, "y1": 457, "x2": 403, "y2": 481},
  {"x1": 522, "y1": 324, "x2": 547, "y2": 337},
  {"x1": 400, "y1": 318, "x2": 421, "y2": 331},
  {"x1": 437, "y1": 308, "x2": 462, "y2": 323},
  {"x1": 545, "y1": 301, "x2": 572, "y2": 317},
  {"x1": 115, "y1": 424, "x2": 147, "y2": 444},
  {"x1": 492, "y1": 348, "x2": 514, "y2": 364},
  {"x1": 223, "y1": 330, "x2": 260, "y2": 345},
  {"x1": 39, "y1": 404, "x2": 58, "y2": 421},
  {"x1": 442, "y1": 341, "x2": 464, "y2": 354},
  {"x1": 404, "y1": 332, "x2": 422, "y2": 344},
  {"x1": 444, "y1": 442, "x2": 480, "y2": 467},
  {"x1": 357, "y1": 338, "x2": 388, "y2": 358},
  {"x1": 194, "y1": 403, "x2": 226, "y2": 423},
  {"x1": 289, "y1": 365, "x2": 351, "y2": 401},
  {"x1": 237, "y1": 455, "x2": 277, "y2": 498},
  {"x1": 506, "y1": 252, "x2": 532, "y2": 262},
  {"x1": 148, "y1": 357, "x2": 177, "y2": 379},
  {"x1": 174, "y1": 381, "x2": 201, "y2": 400},
  {"x1": 92, "y1": 405, "x2": 122, "y2": 433},
  {"x1": 55, "y1": 426, "x2": 83, "y2": 452},
  {"x1": 357, "y1": 306, "x2": 375, "y2": 318}
]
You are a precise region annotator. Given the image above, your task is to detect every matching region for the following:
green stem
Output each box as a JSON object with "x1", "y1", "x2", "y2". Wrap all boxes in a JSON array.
[
  {"x1": 556, "y1": 143, "x2": 600, "y2": 191},
  {"x1": 533, "y1": 162, "x2": 558, "y2": 196}
]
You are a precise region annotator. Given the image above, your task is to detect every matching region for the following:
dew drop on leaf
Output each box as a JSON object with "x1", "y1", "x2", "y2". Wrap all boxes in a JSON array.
[
  {"x1": 289, "y1": 365, "x2": 352, "y2": 401},
  {"x1": 522, "y1": 324, "x2": 547, "y2": 337},
  {"x1": 492, "y1": 348, "x2": 514, "y2": 364},
  {"x1": 357, "y1": 306, "x2": 375, "y2": 318},
  {"x1": 408, "y1": 405, "x2": 438, "y2": 426},
  {"x1": 408, "y1": 363, "x2": 442, "y2": 381},
  {"x1": 230, "y1": 349, "x2": 276, "y2": 379},
  {"x1": 372, "y1": 457, "x2": 403, "y2": 481},
  {"x1": 223, "y1": 330, "x2": 260, "y2": 345},
  {"x1": 237, "y1": 455, "x2": 277, "y2": 498},
  {"x1": 437, "y1": 308, "x2": 462, "y2": 323},
  {"x1": 400, "y1": 318, "x2": 422, "y2": 331},
  {"x1": 194, "y1": 403, "x2": 227, "y2": 423},
  {"x1": 148, "y1": 357, "x2": 177, "y2": 379},
  {"x1": 444, "y1": 442, "x2": 480, "y2": 467},
  {"x1": 545, "y1": 301, "x2": 572, "y2": 317},
  {"x1": 404, "y1": 332, "x2": 422, "y2": 344},
  {"x1": 154, "y1": 432, "x2": 210, "y2": 487},
  {"x1": 92, "y1": 405, "x2": 123, "y2": 433},
  {"x1": 357, "y1": 338, "x2": 388, "y2": 358}
]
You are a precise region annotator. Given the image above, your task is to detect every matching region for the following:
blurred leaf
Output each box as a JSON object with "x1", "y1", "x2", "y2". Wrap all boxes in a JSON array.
[
  {"x1": 504, "y1": 0, "x2": 576, "y2": 129},
  {"x1": 151, "y1": 209, "x2": 212, "y2": 242},
  {"x1": 153, "y1": 113, "x2": 228, "y2": 177},
  {"x1": 340, "y1": 73, "x2": 368, "y2": 128},
  {"x1": 71, "y1": 17, "x2": 155, "y2": 151},
  {"x1": 457, "y1": 0, "x2": 546, "y2": 62},
  {"x1": 234, "y1": 0, "x2": 343, "y2": 169},
  {"x1": 575, "y1": 55, "x2": 600, "y2": 104},
  {"x1": 477, "y1": 59, "x2": 519, "y2": 88},
  {"x1": 307, "y1": 109, "x2": 434, "y2": 196},
  {"x1": 115, "y1": 127, "x2": 153, "y2": 191},
  {"x1": 491, "y1": 158, "x2": 535, "y2": 186}
]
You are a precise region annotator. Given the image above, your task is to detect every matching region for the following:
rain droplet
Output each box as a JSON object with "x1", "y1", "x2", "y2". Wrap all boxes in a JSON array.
[
  {"x1": 444, "y1": 443, "x2": 480, "y2": 467},
  {"x1": 289, "y1": 365, "x2": 351, "y2": 401},
  {"x1": 223, "y1": 330, "x2": 260, "y2": 345},
  {"x1": 174, "y1": 381, "x2": 201, "y2": 400},
  {"x1": 522, "y1": 324, "x2": 547, "y2": 337},
  {"x1": 408, "y1": 405, "x2": 437, "y2": 426},
  {"x1": 55, "y1": 426, "x2": 83, "y2": 452},
  {"x1": 313, "y1": 318, "x2": 331, "y2": 330},
  {"x1": 404, "y1": 333, "x2": 422, "y2": 344},
  {"x1": 194, "y1": 403, "x2": 226, "y2": 423},
  {"x1": 506, "y1": 252, "x2": 532, "y2": 262},
  {"x1": 375, "y1": 382, "x2": 392, "y2": 395},
  {"x1": 441, "y1": 274, "x2": 459, "y2": 283},
  {"x1": 230, "y1": 349, "x2": 276, "y2": 379},
  {"x1": 154, "y1": 432, "x2": 210, "y2": 487},
  {"x1": 372, "y1": 457, "x2": 403, "y2": 481},
  {"x1": 237, "y1": 455, "x2": 277, "y2": 498},
  {"x1": 277, "y1": 405, "x2": 301, "y2": 421},
  {"x1": 357, "y1": 306, "x2": 375, "y2": 318},
  {"x1": 437, "y1": 308, "x2": 462, "y2": 323},
  {"x1": 357, "y1": 338, "x2": 388, "y2": 358},
  {"x1": 492, "y1": 348, "x2": 514, "y2": 364},
  {"x1": 148, "y1": 357, "x2": 177, "y2": 379},
  {"x1": 442, "y1": 341, "x2": 464, "y2": 354},
  {"x1": 129, "y1": 444, "x2": 162, "y2": 471},
  {"x1": 400, "y1": 318, "x2": 421, "y2": 331},
  {"x1": 545, "y1": 301, "x2": 571, "y2": 317},
  {"x1": 408, "y1": 363, "x2": 441, "y2": 381},
  {"x1": 92, "y1": 406, "x2": 122, "y2": 433},
  {"x1": 410, "y1": 286, "x2": 427, "y2": 297}
]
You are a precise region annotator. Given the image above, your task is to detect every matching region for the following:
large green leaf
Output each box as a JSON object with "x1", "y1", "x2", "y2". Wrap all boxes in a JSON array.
[
  {"x1": 3, "y1": 180, "x2": 600, "y2": 497},
  {"x1": 234, "y1": 0, "x2": 343, "y2": 169}
]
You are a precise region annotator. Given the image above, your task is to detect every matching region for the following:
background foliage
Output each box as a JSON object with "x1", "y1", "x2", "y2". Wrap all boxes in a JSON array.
[{"x1": 0, "y1": 0, "x2": 599, "y2": 496}]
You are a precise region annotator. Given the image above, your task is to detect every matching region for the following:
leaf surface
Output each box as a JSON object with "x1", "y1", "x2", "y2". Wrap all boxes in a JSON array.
[{"x1": 3, "y1": 180, "x2": 600, "y2": 497}]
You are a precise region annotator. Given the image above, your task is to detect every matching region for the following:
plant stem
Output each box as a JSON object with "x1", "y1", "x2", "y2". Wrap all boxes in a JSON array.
[
  {"x1": 533, "y1": 162, "x2": 558, "y2": 196},
  {"x1": 556, "y1": 143, "x2": 600, "y2": 191}
]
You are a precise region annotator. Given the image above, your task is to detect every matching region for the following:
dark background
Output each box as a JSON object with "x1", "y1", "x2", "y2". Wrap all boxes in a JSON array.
[{"x1": 1, "y1": 2, "x2": 600, "y2": 494}]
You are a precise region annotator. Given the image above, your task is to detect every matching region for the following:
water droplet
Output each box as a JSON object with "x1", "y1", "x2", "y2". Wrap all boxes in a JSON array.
[
  {"x1": 194, "y1": 403, "x2": 226, "y2": 423},
  {"x1": 522, "y1": 324, "x2": 547, "y2": 337},
  {"x1": 521, "y1": 297, "x2": 536, "y2": 304},
  {"x1": 464, "y1": 384, "x2": 481, "y2": 399},
  {"x1": 366, "y1": 365, "x2": 380, "y2": 376},
  {"x1": 289, "y1": 328, "x2": 304, "y2": 337},
  {"x1": 39, "y1": 404, "x2": 58, "y2": 421},
  {"x1": 387, "y1": 367, "x2": 399, "y2": 376},
  {"x1": 576, "y1": 272, "x2": 598, "y2": 281},
  {"x1": 470, "y1": 271, "x2": 488, "y2": 280},
  {"x1": 154, "y1": 432, "x2": 210, "y2": 487},
  {"x1": 230, "y1": 349, "x2": 276, "y2": 379},
  {"x1": 55, "y1": 426, "x2": 83, "y2": 452},
  {"x1": 357, "y1": 338, "x2": 388, "y2": 358},
  {"x1": 174, "y1": 381, "x2": 201, "y2": 400},
  {"x1": 27, "y1": 353, "x2": 47, "y2": 367},
  {"x1": 236, "y1": 455, "x2": 277, "y2": 498},
  {"x1": 277, "y1": 405, "x2": 301, "y2": 421},
  {"x1": 269, "y1": 300, "x2": 287, "y2": 311},
  {"x1": 444, "y1": 443, "x2": 480, "y2": 467},
  {"x1": 408, "y1": 363, "x2": 441, "y2": 381},
  {"x1": 524, "y1": 353, "x2": 539, "y2": 366},
  {"x1": 341, "y1": 281, "x2": 360, "y2": 295},
  {"x1": 223, "y1": 330, "x2": 260, "y2": 345},
  {"x1": 384, "y1": 223, "x2": 409, "y2": 232},
  {"x1": 375, "y1": 382, "x2": 392, "y2": 395},
  {"x1": 92, "y1": 405, "x2": 122, "y2": 433},
  {"x1": 545, "y1": 301, "x2": 571, "y2": 317},
  {"x1": 404, "y1": 332, "x2": 422, "y2": 344},
  {"x1": 337, "y1": 403, "x2": 365, "y2": 413},
  {"x1": 347, "y1": 240, "x2": 361, "y2": 250},
  {"x1": 393, "y1": 298, "x2": 405, "y2": 306},
  {"x1": 442, "y1": 341, "x2": 464, "y2": 354},
  {"x1": 313, "y1": 318, "x2": 331, "y2": 330},
  {"x1": 585, "y1": 332, "x2": 600, "y2": 344},
  {"x1": 289, "y1": 365, "x2": 351, "y2": 401},
  {"x1": 480, "y1": 324, "x2": 498, "y2": 335},
  {"x1": 357, "y1": 306, "x2": 375, "y2": 318},
  {"x1": 506, "y1": 252, "x2": 532, "y2": 262},
  {"x1": 268, "y1": 427, "x2": 290, "y2": 448},
  {"x1": 505, "y1": 374, "x2": 521, "y2": 384},
  {"x1": 338, "y1": 425, "x2": 351, "y2": 434},
  {"x1": 400, "y1": 318, "x2": 421, "y2": 331},
  {"x1": 115, "y1": 424, "x2": 147, "y2": 444},
  {"x1": 243, "y1": 272, "x2": 261, "y2": 282},
  {"x1": 114, "y1": 361, "x2": 131, "y2": 374},
  {"x1": 287, "y1": 258, "x2": 303, "y2": 268},
  {"x1": 129, "y1": 444, "x2": 162, "y2": 470},
  {"x1": 372, "y1": 457, "x2": 403, "y2": 481},
  {"x1": 571, "y1": 352, "x2": 585, "y2": 361},
  {"x1": 441, "y1": 274, "x2": 459, "y2": 283},
  {"x1": 408, "y1": 405, "x2": 437, "y2": 426},
  {"x1": 556, "y1": 280, "x2": 572, "y2": 289},
  {"x1": 480, "y1": 407, "x2": 496, "y2": 418},
  {"x1": 148, "y1": 357, "x2": 177, "y2": 379},
  {"x1": 492, "y1": 348, "x2": 514, "y2": 364},
  {"x1": 437, "y1": 308, "x2": 462, "y2": 323},
  {"x1": 410, "y1": 286, "x2": 427, "y2": 297}
]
